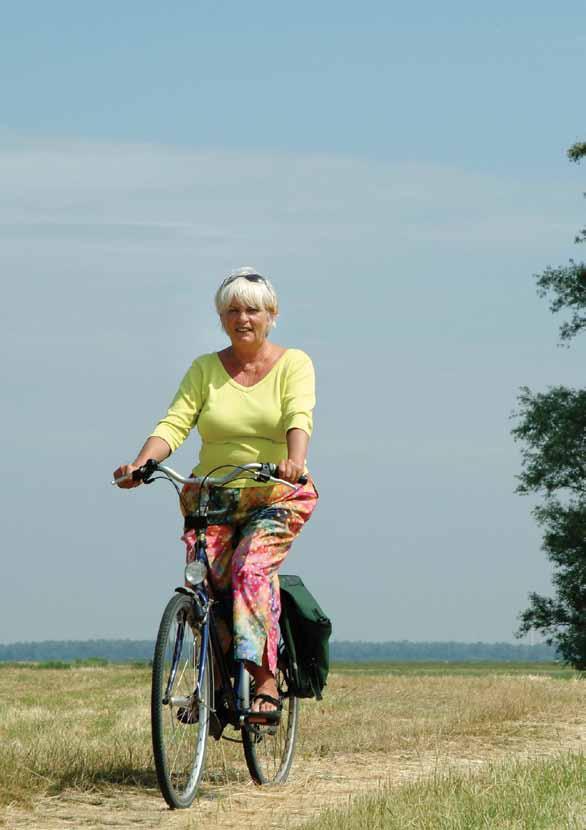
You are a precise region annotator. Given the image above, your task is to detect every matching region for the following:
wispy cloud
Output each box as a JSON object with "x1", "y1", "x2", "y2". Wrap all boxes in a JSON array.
[{"x1": 0, "y1": 136, "x2": 578, "y2": 253}]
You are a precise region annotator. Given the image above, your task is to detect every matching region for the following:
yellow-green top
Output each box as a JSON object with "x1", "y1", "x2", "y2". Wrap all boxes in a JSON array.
[{"x1": 150, "y1": 349, "x2": 315, "y2": 486}]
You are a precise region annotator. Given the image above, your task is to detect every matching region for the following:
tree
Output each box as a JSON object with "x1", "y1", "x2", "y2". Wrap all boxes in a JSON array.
[{"x1": 512, "y1": 142, "x2": 586, "y2": 670}]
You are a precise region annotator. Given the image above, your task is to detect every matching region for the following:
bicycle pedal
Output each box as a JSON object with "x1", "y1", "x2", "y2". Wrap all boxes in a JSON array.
[
  {"x1": 245, "y1": 721, "x2": 278, "y2": 737},
  {"x1": 209, "y1": 709, "x2": 231, "y2": 740}
]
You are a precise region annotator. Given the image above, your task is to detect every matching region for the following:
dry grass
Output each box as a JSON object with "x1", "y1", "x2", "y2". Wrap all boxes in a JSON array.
[
  {"x1": 296, "y1": 752, "x2": 586, "y2": 830},
  {"x1": 0, "y1": 666, "x2": 155, "y2": 806},
  {"x1": 299, "y1": 669, "x2": 585, "y2": 757},
  {"x1": 0, "y1": 663, "x2": 583, "y2": 828}
]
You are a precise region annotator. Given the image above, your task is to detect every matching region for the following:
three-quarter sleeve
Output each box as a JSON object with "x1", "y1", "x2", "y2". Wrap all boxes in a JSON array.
[
  {"x1": 149, "y1": 359, "x2": 204, "y2": 453},
  {"x1": 281, "y1": 350, "x2": 315, "y2": 436}
]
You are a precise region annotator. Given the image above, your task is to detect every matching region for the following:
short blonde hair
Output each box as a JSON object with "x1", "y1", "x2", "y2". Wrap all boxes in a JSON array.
[{"x1": 215, "y1": 267, "x2": 279, "y2": 329}]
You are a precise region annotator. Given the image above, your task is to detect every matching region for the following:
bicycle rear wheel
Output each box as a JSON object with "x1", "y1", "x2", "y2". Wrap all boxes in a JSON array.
[
  {"x1": 242, "y1": 641, "x2": 299, "y2": 784},
  {"x1": 151, "y1": 592, "x2": 211, "y2": 808}
]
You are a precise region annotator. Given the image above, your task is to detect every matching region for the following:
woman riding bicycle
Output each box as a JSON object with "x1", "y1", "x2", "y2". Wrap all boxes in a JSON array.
[{"x1": 113, "y1": 268, "x2": 318, "y2": 724}]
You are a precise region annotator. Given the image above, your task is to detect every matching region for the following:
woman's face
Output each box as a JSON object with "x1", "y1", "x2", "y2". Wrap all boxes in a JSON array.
[{"x1": 221, "y1": 299, "x2": 272, "y2": 348}]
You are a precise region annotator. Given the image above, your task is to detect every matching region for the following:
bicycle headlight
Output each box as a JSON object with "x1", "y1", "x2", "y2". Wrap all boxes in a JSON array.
[{"x1": 185, "y1": 560, "x2": 206, "y2": 586}]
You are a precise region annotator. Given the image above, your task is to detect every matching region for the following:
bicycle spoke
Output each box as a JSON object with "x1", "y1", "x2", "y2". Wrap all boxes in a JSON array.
[
  {"x1": 242, "y1": 649, "x2": 299, "y2": 784},
  {"x1": 152, "y1": 593, "x2": 210, "y2": 808}
]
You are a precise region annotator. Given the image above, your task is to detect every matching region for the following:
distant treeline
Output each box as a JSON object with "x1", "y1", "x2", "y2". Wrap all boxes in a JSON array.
[
  {"x1": 330, "y1": 640, "x2": 557, "y2": 662},
  {"x1": 0, "y1": 638, "x2": 557, "y2": 663},
  {"x1": 0, "y1": 640, "x2": 155, "y2": 663}
]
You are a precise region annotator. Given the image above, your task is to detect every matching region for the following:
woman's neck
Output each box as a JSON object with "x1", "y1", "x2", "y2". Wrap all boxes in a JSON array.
[{"x1": 227, "y1": 340, "x2": 274, "y2": 368}]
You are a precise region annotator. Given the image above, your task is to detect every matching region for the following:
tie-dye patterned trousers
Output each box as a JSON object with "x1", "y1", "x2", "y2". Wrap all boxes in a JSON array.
[{"x1": 180, "y1": 479, "x2": 318, "y2": 675}]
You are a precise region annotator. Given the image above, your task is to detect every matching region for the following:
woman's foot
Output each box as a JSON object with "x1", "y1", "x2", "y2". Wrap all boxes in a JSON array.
[
  {"x1": 250, "y1": 692, "x2": 282, "y2": 724},
  {"x1": 246, "y1": 662, "x2": 281, "y2": 723}
]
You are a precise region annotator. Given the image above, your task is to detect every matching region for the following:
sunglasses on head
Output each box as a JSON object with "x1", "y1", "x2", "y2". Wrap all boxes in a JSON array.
[{"x1": 222, "y1": 273, "x2": 266, "y2": 287}]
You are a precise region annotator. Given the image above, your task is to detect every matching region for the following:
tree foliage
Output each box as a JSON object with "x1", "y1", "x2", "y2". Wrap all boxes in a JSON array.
[
  {"x1": 535, "y1": 263, "x2": 586, "y2": 343},
  {"x1": 513, "y1": 143, "x2": 586, "y2": 670},
  {"x1": 567, "y1": 142, "x2": 586, "y2": 163},
  {"x1": 533, "y1": 142, "x2": 586, "y2": 343},
  {"x1": 512, "y1": 390, "x2": 586, "y2": 668},
  {"x1": 513, "y1": 387, "x2": 586, "y2": 495}
]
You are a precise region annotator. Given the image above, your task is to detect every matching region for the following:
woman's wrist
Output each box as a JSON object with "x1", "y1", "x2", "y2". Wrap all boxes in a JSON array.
[{"x1": 133, "y1": 437, "x2": 171, "y2": 467}]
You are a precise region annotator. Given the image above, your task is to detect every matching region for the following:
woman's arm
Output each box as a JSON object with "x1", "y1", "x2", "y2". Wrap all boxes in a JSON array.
[
  {"x1": 113, "y1": 436, "x2": 171, "y2": 489},
  {"x1": 114, "y1": 359, "x2": 203, "y2": 489},
  {"x1": 279, "y1": 351, "x2": 315, "y2": 483},
  {"x1": 277, "y1": 427, "x2": 310, "y2": 483}
]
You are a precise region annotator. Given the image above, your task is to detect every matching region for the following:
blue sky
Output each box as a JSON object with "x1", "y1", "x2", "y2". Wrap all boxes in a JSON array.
[
  {"x1": 2, "y1": 2, "x2": 584, "y2": 166},
  {"x1": 1, "y1": 2, "x2": 585, "y2": 644}
]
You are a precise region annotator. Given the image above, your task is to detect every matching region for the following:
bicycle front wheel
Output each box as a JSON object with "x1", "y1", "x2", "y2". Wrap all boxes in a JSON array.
[
  {"x1": 151, "y1": 592, "x2": 211, "y2": 808},
  {"x1": 242, "y1": 641, "x2": 299, "y2": 785}
]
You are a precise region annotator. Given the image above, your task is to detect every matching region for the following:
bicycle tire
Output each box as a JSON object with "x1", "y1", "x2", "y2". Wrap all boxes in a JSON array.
[
  {"x1": 151, "y1": 592, "x2": 211, "y2": 808},
  {"x1": 242, "y1": 640, "x2": 299, "y2": 785}
]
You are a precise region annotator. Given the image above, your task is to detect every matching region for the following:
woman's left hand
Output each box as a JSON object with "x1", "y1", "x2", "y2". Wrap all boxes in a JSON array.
[{"x1": 277, "y1": 459, "x2": 305, "y2": 483}]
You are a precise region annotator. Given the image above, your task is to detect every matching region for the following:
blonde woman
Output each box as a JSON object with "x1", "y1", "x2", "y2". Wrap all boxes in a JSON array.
[{"x1": 114, "y1": 268, "x2": 318, "y2": 723}]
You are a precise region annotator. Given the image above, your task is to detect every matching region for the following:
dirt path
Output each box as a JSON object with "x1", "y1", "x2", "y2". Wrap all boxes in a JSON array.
[{"x1": 3, "y1": 723, "x2": 584, "y2": 830}]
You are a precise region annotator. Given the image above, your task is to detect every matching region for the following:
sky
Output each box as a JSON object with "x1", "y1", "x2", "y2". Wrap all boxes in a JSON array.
[{"x1": 1, "y1": 1, "x2": 585, "y2": 645}]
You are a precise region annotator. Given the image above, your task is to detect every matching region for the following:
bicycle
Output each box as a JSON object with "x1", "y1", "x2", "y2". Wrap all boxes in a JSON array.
[{"x1": 113, "y1": 459, "x2": 304, "y2": 809}]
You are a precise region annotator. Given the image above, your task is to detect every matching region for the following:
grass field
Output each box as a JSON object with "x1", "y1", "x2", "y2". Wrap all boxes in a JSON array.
[{"x1": 0, "y1": 662, "x2": 583, "y2": 828}]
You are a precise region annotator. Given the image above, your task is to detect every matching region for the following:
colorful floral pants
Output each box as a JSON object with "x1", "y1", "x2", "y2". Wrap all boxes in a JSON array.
[{"x1": 181, "y1": 479, "x2": 318, "y2": 675}]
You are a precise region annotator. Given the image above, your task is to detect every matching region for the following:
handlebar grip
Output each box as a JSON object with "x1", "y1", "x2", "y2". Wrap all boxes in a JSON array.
[
  {"x1": 132, "y1": 459, "x2": 159, "y2": 483},
  {"x1": 266, "y1": 463, "x2": 308, "y2": 486}
]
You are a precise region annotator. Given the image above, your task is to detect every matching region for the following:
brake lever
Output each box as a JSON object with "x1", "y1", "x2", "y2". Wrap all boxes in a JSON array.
[
  {"x1": 132, "y1": 458, "x2": 159, "y2": 485},
  {"x1": 256, "y1": 463, "x2": 273, "y2": 483}
]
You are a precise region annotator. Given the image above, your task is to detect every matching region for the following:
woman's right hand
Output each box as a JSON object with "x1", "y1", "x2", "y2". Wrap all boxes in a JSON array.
[
  {"x1": 113, "y1": 438, "x2": 172, "y2": 489},
  {"x1": 112, "y1": 463, "x2": 142, "y2": 489}
]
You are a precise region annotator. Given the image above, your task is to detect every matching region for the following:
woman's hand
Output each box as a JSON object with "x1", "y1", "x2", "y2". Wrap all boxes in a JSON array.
[
  {"x1": 279, "y1": 428, "x2": 309, "y2": 482},
  {"x1": 277, "y1": 459, "x2": 305, "y2": 483},
  {"x1": 279, "y1": 428, "x2": 309, "y2": 483},
  {"x1": 112, "y1": 463, "x2": 142, "y2": 489},
  {"x1": 113, "y1": 438, "x2": 172, "y2": 489}
]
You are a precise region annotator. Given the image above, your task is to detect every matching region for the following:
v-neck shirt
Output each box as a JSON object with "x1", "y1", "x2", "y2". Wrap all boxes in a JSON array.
[
  {"x1": 150, "y1": 349, "x2": 315, "y2": 485},
  {"x1": 215, "y1": 348, "x2": 288, "y2": 390}
]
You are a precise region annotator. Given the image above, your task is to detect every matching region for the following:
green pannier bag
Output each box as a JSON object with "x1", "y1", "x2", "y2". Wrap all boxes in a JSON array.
[{"x1": 278, "y1": 574, "x2": 332, "y2": 700}]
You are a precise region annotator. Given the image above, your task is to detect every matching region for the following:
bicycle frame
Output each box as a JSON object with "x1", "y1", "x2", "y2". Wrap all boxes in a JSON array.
[
  {"x1": 179, "y1": 520, "x2": 257, "y2": 733},
  {"x1": 165, "y1": 589, "x2": 249, "y2": 729},
  {"x1": 125, "y1": 459, "x2": 301, "y2": 731},
  {"x1": 114, "y1": 459, "x2": 304, "y2": 804}
]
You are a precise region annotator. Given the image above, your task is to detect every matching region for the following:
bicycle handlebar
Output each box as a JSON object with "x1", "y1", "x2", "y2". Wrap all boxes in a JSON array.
[{"x1": 112, "y1": 460, "x2": 308, "y2": 490}]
